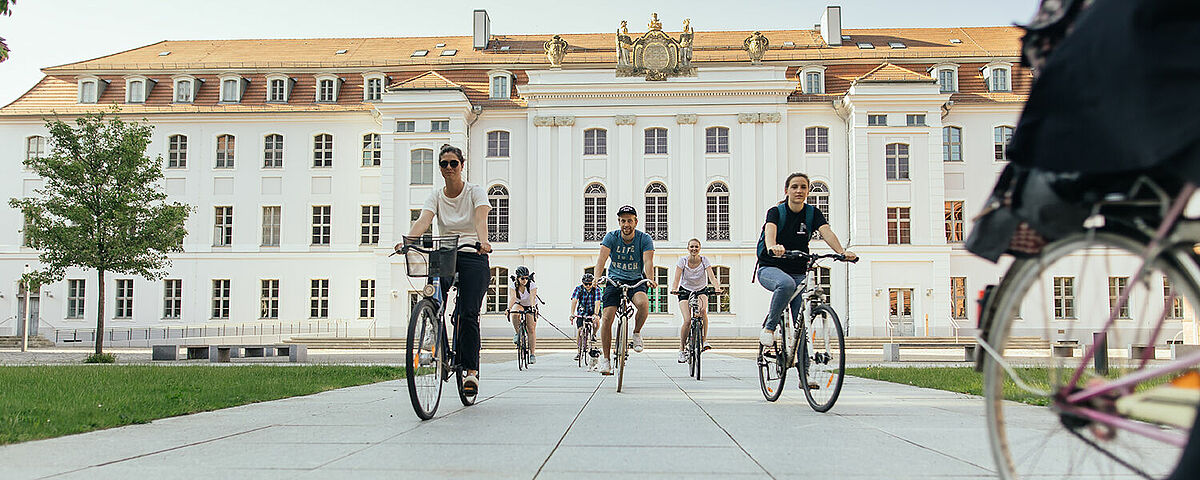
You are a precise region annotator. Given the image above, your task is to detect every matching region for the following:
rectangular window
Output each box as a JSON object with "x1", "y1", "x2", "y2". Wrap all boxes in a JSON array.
[
  {"x1": 310, "y1": 279, "x2": 329, "y2": 318},
  {"x1": 175, "y1": 80, "x2": 192, "y2": 102},
  {"x1": 887, "y1": 207, "x2": 911, "y2": 245},
  {"x1": 707, "y1": 266, "x2": 732, "y2": 313},
  {"x1": 1054, "y1": 277, "x2": 1075, "y2": 319},
  {"x1": 885, "y1": 143, "x2": 910, "y2": 181},
  {"x1": 163, "y1": 279, "x2": 182, "y2": 319},
  {"x1": 221, "y1": 79, "x2": 239, "y2": 102},
  {"x1": 128, "y1": 81, "x2": 145, "y2": 103},
  {"x1": 365, "y1": 78, "x2": 382, "y2": 101},
  {"x1": 995, "y1": 127, "x2": 1014, "y2": 162},
  {"x1": 26, "y1": 136, "x2": 46, "y2": 161},
  {"x1": 805, "y1": 127, "x2": 828, "y2": 153},
  {"x1": 1165, "y1": 278, "x2": 1185, "y2": 320},
  {"x1": 263, "y1": 134, "x2": 284, "y2": 168},
  {"x1": 938, "y1": 68, "x2": 957, "y2": 93},
  {"x1": 262, "y1": 206, "x2": 281, "y2": 247},
  {"x1": 212, "y1": 279, "x2": 230, "y2": 319},
  {"x1": 269, "y1": 79, "x2": 286, "y2": 102},
  {"x1": 645, "y1": 128, "x2": 668, "y2": 155},
  {"x1": 868, "y1": 114, "x2": 887, "y2": 126},
  {"x1": 431, "y1": 120, "x2": 449, "y2": 132},
  {"x1": 115, "y1": 279, "x2": 134, "y2": 319},
  {"x1": 943, "y1": 127, "x2": 962, "y2": 162},
  {"x1": 361, "y1": 205, "x2": 380, "y2": 245},
  {"x1": 396, "y1": 121, "x2": 415, "y2": 133},
  {"x1": 945, "y1": 201, "x2": 964, "y2": 243},
  {"x1": 584, "y1": 129, "x2": 607, "y2": 155},
  {"x1": 487, "y1": 131, "x2": 510, "y2": 157},
  {"x1": 318, "y1": 79, "x2": 336, "y2": 102},
  {"x1": 360, "y1": 279, "x2": 376, "y2": 319},
  {"x1": 490, "y1": 75, "x2": 509, "y2": 99},
  {"x1": 1109, "y1": 277, "x2": 1130, "y2": 319},
  {"x1": 313, "y1": 134, "x2": 333, "y2": 168},
  {"x1": 261, "y1": 279, "x2": 280, "y2": 319},
  {"x1": 362, "y1": 134, "x2": 381, "y2": 167},
  {"x1": 67, "y1": 279, "x2": 85, "y2": 319},
  {"x1": 805, "y1": 71, "x2": 823, "y2": 94},
  {"x1": 990, "y1": 68, "x2": 1010, "y2": 92},
  {"x1": 705, "y1": 127, "x2": 729, "y2": 154},
  {"x1": 312, "y1": 206, "x2": 331, "y2": 245},
  {"x1": 648, "y1": 267, "x2": 671, "y2": 314},
  {"x1": 486, "y1": 268, "x2": 509, "y2": 313},
  {"x1": 168, "y1": 135, "x2": 187, "y2": 168},
  {"x1": 906, "y1": 114, "x2": 926, "y2": 126},
  {"x1": 814, "y1": 267, "x2": 831, "y2": 305},
  {"x1": 214, "y1": 206, "x2": 233, "y2": 247},
  {"x1": 80, "y1": 81, "x2": 97, "y2": 103},
  {"x1": 951, "y1": 277, "x2": 967, "y2": 319},
  {"x1": 216, "y1": 135, "x2": 235, "y2": 168}
]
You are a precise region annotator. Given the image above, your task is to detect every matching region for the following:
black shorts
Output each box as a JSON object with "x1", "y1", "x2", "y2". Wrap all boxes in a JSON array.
[
  {"x1": 601, "y1": 279, "x2": 648, "y2": 308},
  {"x1": 574, "y1": 314, "x2": 596, "y2": 328},
  {"x1": 675, "y1": 288, "x2": 709, "y2": 303}
]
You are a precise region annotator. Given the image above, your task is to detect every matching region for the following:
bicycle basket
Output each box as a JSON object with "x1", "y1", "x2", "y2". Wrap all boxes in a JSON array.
[{"x1": 402, "y1": 235, "x2": 460, "y2": 278}]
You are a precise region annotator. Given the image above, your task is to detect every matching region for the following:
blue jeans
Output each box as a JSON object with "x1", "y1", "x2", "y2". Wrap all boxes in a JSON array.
[{"x1": 757, "y1": 266, "x2": 805, "y2": 332}]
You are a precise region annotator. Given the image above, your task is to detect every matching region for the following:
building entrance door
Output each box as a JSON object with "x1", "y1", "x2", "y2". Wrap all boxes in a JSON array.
[{"x1": 888, "y1": 288, "x2": 914, "y2": 336}]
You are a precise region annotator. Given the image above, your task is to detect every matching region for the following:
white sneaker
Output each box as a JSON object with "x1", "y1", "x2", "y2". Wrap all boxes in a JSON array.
[
  {"x1": 599, "y1": 358, "x2": 613, "y2": 375},
  {"x1": 677, "y1": 350, "x2": 688, "y2": 363},
  {"x1": 632, "y1": 332, "x2": 644, "y2": 353},
  {"x1": 759, "y1": 328, "x2": 776, "y2": 346},
  {"x1": 702, "y1": 342, "x2": 712, "y2": 352}
]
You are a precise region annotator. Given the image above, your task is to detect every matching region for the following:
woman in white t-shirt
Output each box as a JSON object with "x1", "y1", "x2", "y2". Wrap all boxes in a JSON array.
[
  {"x1": 507, "y1": 265, "x2": 539, "y2": 365},
  {"x1": 397, "y1": 144, "x2": 492, "y2": 396},
  {"x1": 669, "y1": 238, "x2": 723, "y2": 363}
]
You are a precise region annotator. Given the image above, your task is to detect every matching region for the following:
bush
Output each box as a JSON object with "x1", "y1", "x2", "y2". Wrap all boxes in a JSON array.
[{"x1": 84, "y1": 353, "x2": 116, "y2": 364}]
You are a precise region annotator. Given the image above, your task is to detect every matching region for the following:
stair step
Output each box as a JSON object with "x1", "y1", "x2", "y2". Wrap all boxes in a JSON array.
[
  {"x1": 0, "y1": 336, "x2": 57, "y2": 348},
  {"x1": 283, "y1": 336, "x2": 1050, "y2": 350}
]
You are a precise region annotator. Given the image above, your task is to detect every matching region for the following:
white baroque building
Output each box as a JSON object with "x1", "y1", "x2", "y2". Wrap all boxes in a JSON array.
[{"x1": 8, "y1": 7, "x2": 1169, "y2": 343}]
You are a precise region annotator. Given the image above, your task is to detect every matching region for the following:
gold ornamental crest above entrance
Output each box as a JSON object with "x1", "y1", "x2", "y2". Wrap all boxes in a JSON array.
[{"x1": 616, "y1": 13, "x2": 697, "y2": 81}]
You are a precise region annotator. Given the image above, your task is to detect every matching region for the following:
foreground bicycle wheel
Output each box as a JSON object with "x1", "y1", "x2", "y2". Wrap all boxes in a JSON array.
[
  {"x1": 616, "y1": 317, "x2": 629, "y2": 392},
  {"x1": 758, "y1": 316, "x2": 787, "y2": 402},
  {"x1": 406, "y1": 299, "x2": 444, "y2": 420},
  {"x1": 801, "y1": 305, "x2": 845, "y2": 412},
  {"x1": 691, "y1": 320, "x2": 703, "y2": 380},
  {"x1": 982, "y1": 231, "x2": 1198, "y2": 479},
  {"x1": 517, "y1": 323, "x2": 528, "y2": 371}
]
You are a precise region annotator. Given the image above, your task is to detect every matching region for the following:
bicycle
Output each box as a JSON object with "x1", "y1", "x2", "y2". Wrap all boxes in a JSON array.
[
  {"x1": 573, "y1": 314, "x2": 597, "y2": 368},
  {"x1": 599, "y1": 276, "x2": 653, "y2": 393},
  {"x1": 975, "y1": 179, "x2": 1200, "y2": 479},
  {"x1": 511, "y1": 306, "x2": 535, "y2": 370},
  {"x1": 674, "y1": 286, "x2": 717, "y2": 380},
  {"x1": 396, "y1": 234, "x2": 482, "y2": 421},
  {"x1": 757, "y1": 252, "x2": 856, "y2": 412}
]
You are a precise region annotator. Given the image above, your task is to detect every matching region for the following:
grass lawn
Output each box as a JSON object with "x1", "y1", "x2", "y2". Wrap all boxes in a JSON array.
[
  {"x1": 847, "y1": 366, "x2": 1173, "y2": 406},
  {"x1": 0, "y1": 365, "x2": 404, "y2": 445}
]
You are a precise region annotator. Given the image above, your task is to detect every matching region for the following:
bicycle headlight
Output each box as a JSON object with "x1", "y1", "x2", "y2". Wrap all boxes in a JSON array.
[{"x1": 422, "y1": 284, "x2": 437, "y2": 297}]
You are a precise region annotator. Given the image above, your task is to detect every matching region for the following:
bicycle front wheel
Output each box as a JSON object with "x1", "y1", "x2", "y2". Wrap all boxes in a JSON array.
[
  {"x1": 691, "y1": 320, "x2": 703, "y2": 380},
  {"x1": 758, "y1": 315, "x2": 786, "y2": 402},
  {"x1": 517, "y1": 323, "x2": 528, "y2": 371},
  {"x1": 982, "y1": 231, "x2": 1199, "y2": 479},
  {"x1": 616, "y1": 317, "x2": 628, "y2": 392},
  {"x1": 406, "y1": 298, "x2": 444, "y2": 420},
  {"x1": 802, "y1": 304, "x2": 845, "y2": 413}
]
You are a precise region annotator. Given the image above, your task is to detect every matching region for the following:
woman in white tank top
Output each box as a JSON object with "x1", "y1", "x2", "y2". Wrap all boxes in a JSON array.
[
  {"x1": 669, "y1": 238, "x2": 723, "y2": 363},
  {"x1": 507, "y1": 265, "x2": 539, "y2": 364}
]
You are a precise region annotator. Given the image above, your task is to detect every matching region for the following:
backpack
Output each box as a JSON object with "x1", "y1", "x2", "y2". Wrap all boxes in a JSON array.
[{"x1": 753, "y1": 203, "x2": 814, "y2": 282}]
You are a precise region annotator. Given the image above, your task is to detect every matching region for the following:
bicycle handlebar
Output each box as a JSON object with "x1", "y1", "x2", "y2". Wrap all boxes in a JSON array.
[
  {"x1": 597, "y1": 276, "x2": 653, "y2": 290},
  {"x1": 670, "y1": 287, "x2": 718, "y2": 298},
  {"x1": 395, "y1": 241, "x2": 482, "y2": 256},
  {"x1": 774, "y1": 251, "x2": 859, "y2": 263}
]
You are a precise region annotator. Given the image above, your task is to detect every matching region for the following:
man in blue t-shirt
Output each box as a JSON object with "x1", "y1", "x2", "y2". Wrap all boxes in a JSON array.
[{"x1": 591, "y1": 205, "x2": 656, "y2": 375}]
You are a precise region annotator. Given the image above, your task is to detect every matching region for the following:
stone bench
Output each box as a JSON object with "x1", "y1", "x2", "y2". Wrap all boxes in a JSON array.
[
  {"x1": 1129, "y1": 344, "x2": 1156, "y2": 360},
  {"x1": 882, "y1": 343, "x2": 977, "y2": 362},
  {"x1": 151, "y1": 344, "x2": 211, "y2": 361},
  {"x1": 1053, "y1": 341, "x2": 1080, "y2": 358},
  {"x1": 209, "y1": 344, "x2": 306, "y2": 363}
]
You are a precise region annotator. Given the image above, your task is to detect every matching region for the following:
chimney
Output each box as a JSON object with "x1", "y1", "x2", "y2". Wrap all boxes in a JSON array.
[
  {"x1": 820, "y1": 6, "x2": 842, "y2": 46},
  {"x1": 473, "y1": 10, "x2": 491, "y2": 50}
]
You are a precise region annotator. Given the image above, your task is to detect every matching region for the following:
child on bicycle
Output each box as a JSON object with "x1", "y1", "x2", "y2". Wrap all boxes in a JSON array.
[
  {"x1": 758, "y1": 173, "x2": 855, "y2": 347},
  {"x1": 670, "y1": 238, "x2": 723, "y2": 363}
]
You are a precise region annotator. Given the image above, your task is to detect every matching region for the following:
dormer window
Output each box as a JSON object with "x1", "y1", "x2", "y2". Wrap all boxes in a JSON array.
[
  {"x1": 800, "y1": 66, "x2": 826, "y2": 94},
  {"x1": 77, "y1": 77, "x2": 105, "y2": 104},
  {"x1": 362, "y1": 73, "x2": 387, "y2": 101},
  {"x1": 265, "y1": 74, "x2": 292, "y2": 103},
  {"x1": 929, "y1": 63, "x2": 959, "y2": 93},
  {"x1": 315, "y1": 74, "x2": 341, "y2": 102},
  {"x1": 488, "y1": 70, "x2": 512, "y2": 100},
  {"x1": 982, "y1": 63, "x2": 1012, "y2": 92},
  {"x1": 124, "y1": 76, "x2": 155, "y2": 104},
  {"x1": 218, "y1": 74, "x2": 248, "y2": 103},
  {"x1": 172, "y1": 75, "x2": 199, "y2": 103}
]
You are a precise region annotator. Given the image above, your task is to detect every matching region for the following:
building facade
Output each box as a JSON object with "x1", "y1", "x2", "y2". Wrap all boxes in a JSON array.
[{"x1": 2, "y1": 8, "x2": 1189, "y2": 343}]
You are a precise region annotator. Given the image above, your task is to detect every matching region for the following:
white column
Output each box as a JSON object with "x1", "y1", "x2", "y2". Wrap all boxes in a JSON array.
[
  {"x1": 619, "y1": 123, "x2": 636, "y2": 211},
  {"x1": 761, "y1": 113, "x2": 781, "y2": 226},
  {"x1": 615, "y1": 116, "x2": 636, "y2": 234},
  {"x1": 676, "y1": 117, "x2": 696, "y2": 239},
  {"x1": 534, "y1": 117, "x2": 553, "y2": 246},
  {"x1": 737, "y1": 114, "x2": 759, "y2": 244},
  {"x1": 556, "y1": 116, "x2": 574, "y2": 246}
]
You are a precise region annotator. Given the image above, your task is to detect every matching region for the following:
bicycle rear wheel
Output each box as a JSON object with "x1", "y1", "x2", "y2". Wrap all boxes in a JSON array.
[
  {"x1": 758, "y1": 315, "x2": 787, "y2": 402},
  {"x1": 577, "y1": 323, "x2": 586, "y2": 368},
  {"x1": 982, "y1": 230, "x2": 1199, "y2": 479},
  {"x1": 801, "y1": 304, "x2": 845, "y2": 412},
  {"x1": 691, "y1": 320, "x2": 703, "y2": 380},
  {"x1": 406, "y1": 298, "x2": 444, "y2": 420},
  {"x1": 616, "y1": 316, "x2": 629, "y2": 392}
]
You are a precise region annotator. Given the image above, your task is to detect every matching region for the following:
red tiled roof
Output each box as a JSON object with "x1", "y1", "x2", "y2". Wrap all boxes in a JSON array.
[{"x1": 853, "y1": 62, "x2": 934, "y2": 83}]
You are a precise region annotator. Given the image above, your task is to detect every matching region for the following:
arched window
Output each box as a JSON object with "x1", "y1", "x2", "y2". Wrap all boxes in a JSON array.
[
  {"x1": 648, "y1": 266, "x2": 670, "y2": 314},
  {"x1": 486, "y1": 267, "x2": 509, "y2": 313},
  {"x1": 644, "y1": 182, "x2": 668, "y2": 241},
  {"x1": 994, "y1": 126, "x2": 1014, "y2": 162},
  {"x1": 584, "y1": 183, "x2": 607, "y2": 241},
  {"x1": 644, "y1": 127, "x2": 668, "y2": 155},
  {"x1": 885, "y1": 143, "x2": 909, "y2": 180},
  {"x1": 362, "y1": 133, "x2": 381, "y2": 167},
  {"x1": 487, "y1": 131, "x2": 510, "y2": 157},
  {"x1": 166, "y1": 134, "x2": 186, "y2": 168},
  {"x1": 584, "y1": 128, "x2": 607, "y2": 155},
  {"x1": 705, "y1": 127, "x2": 729, "y2": 154},
  {"x1": 25, "y1": 135, "x2": 46, "y2": 162},
  {"x1": 263, "y1": 134, "x2": 284, "y2": 168},
  {"x1": 313, "y1": 134, "x2": 333, "y2": 167},
  {"x1": 488, "y1": 185, "x2": 509, "y2": 242},
  {"x1": 808, "y1": 181, "x2": 830, "y2": 240},
  {"x1": 805, "y1": 127, "x2": 828, "y2": 153},
  {"x1": 706, "y1": 182, "x2": 730, "y2": 241},
  {"x1": 707, "y1": 266, "x2": 731, "y2": 313},
  {"x1": 943, "y1": 126, "x2": 962, "y2": 162},
  {"x1": 411, "y1": 149, "x2": 435, "y2": 185},
  {"x1": 215, "y1": 134, "x2": 235, "y2": 168}
]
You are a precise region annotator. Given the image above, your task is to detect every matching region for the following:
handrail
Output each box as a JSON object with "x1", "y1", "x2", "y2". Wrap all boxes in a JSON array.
[{"x1": 948, "y1": 316, "x2": 964, "y2": 343}]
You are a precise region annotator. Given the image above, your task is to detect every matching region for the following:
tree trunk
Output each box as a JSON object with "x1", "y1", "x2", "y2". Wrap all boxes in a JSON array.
[{"x1": 95, "y1": 269, "x2": 105, "y2": 355}]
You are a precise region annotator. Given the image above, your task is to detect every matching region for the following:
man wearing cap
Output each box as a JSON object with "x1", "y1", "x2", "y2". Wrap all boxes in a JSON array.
[{"x1": 591, "y1": 205, "x2": 657, "y2": 375}]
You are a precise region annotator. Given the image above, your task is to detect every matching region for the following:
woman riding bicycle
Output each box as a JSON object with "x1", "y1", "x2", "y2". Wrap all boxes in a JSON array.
[
  {"x1": 757, "y1": 172, "x2": 856, "y2": 347},
  {"x1": 398, "y1": 144, "x2": 492, "y2": 395},
  {"x1": 670, "y1": 238, "x2": 723, "y2": 363},
  {"x1": 507, "y1": 265, "x2": 538, "y2": 365}
]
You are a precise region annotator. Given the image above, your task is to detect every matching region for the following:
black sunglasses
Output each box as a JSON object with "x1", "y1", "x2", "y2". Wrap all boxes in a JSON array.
[{"x1": 439, "y1": 160, "x2": 461, "y2": 169}]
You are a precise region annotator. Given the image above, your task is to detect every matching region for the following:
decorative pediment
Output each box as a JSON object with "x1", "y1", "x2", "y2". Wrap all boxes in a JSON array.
[{"x1": 616, "y1": 14, "x2": 697, "y2": 81}]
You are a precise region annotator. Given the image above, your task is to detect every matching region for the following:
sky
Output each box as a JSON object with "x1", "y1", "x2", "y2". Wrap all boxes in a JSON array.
[{"x1": 0, "y1": 0, "x2": 1041, "y2": 107}]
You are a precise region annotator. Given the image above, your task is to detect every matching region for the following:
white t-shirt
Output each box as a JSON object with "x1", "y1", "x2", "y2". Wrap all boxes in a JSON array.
[
  {"x1": 676, "y1": 255, "x2": 712, "y2": 291},
  {"x1": 510, "y1": 281, "x2": 537, "y2": 307},
  {"x1": 422, "y1": 182, "x2": 489, "y2": 247}
]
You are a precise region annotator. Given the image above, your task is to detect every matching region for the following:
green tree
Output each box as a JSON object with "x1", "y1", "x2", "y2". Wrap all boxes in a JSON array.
[
  {"x1": 0, "y1": 0, "x2": 15, "y2": 62},
  {"x1": 11, "y1": 111, "x2": 191, "y2": 354}
]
